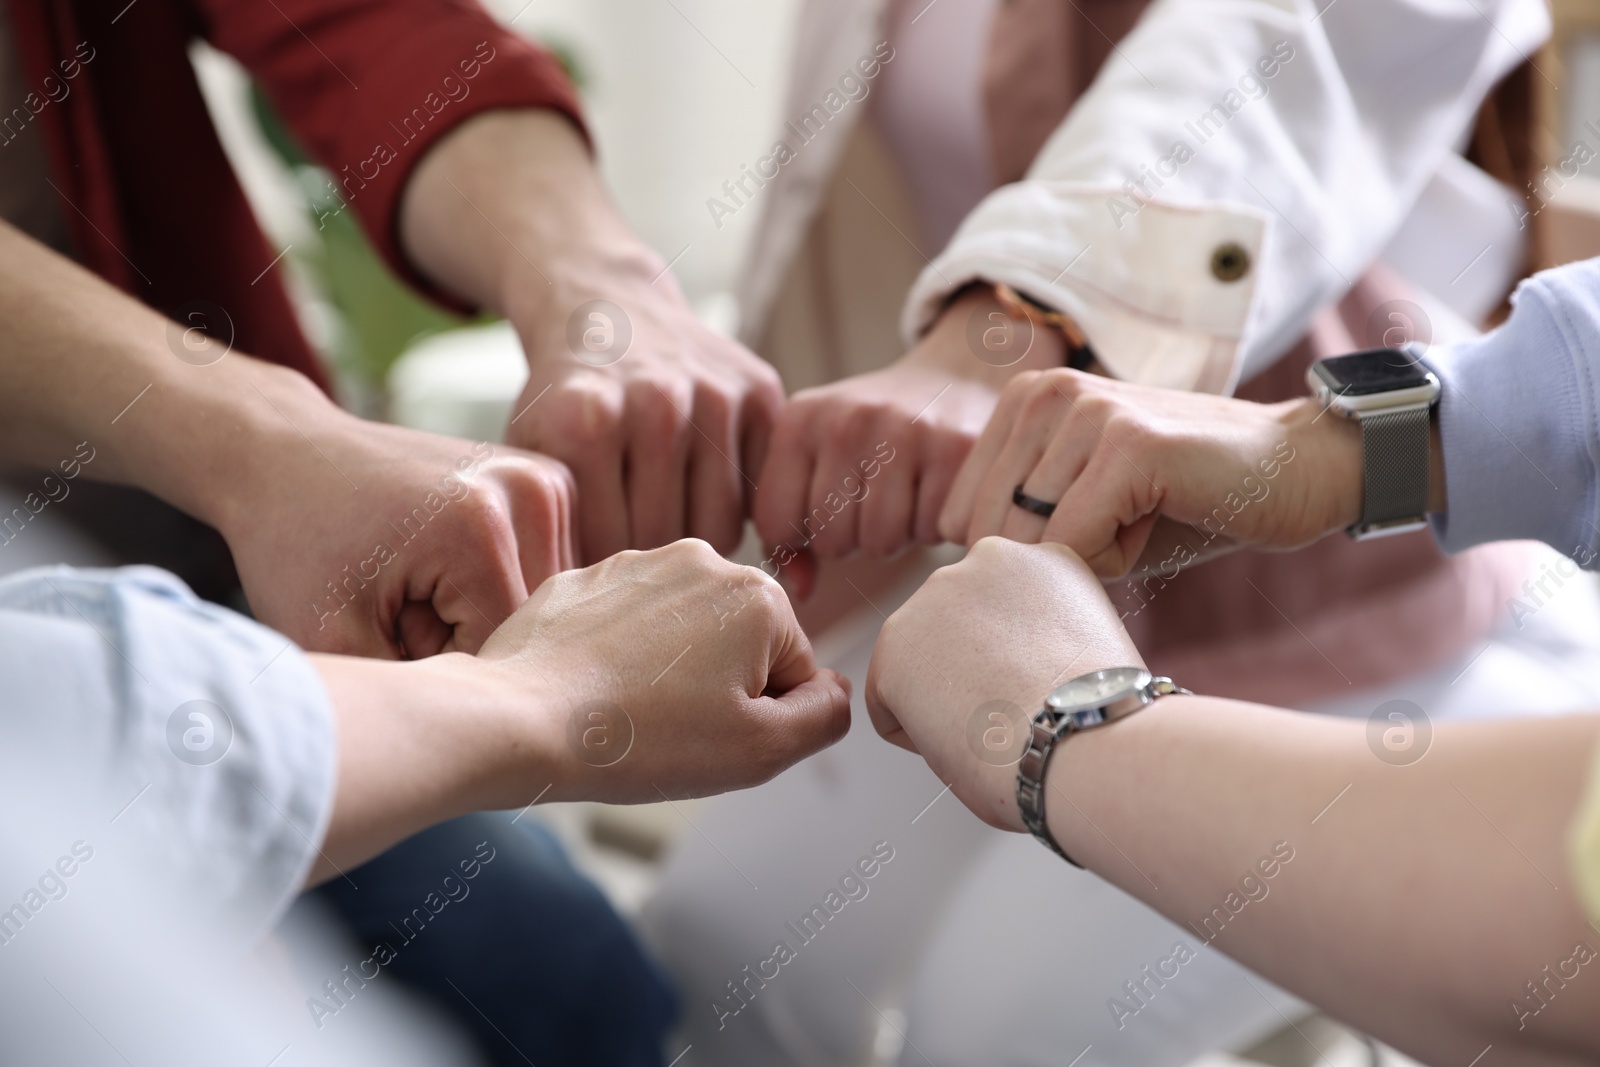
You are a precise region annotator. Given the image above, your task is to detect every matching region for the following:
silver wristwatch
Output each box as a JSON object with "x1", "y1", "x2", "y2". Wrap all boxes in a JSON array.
[
  {"x1": 1016, "y1": 667, "x2": 1190, "y2": 867},
  {"x1": 1307, "y1": 346, "x2": 1441, "y2": 540}
]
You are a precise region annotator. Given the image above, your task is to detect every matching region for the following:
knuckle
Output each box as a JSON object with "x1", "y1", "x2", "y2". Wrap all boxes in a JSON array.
[
  {"x1": 629, "y1": 380, "x2": 689, "y2": 440},
  {"x1": 1018, "y1": 380, "x2": 1067, "y2": 422},
  {"x1": 1001, "y1": 369, "x2": 1044, "y2": 405},
  {"x1": 547, "y1": 383, "x2": 623, "y2": 447},
  {"x1": 667, "y1": 536, "x2": 721, "y2": 567},
  {"x1": 968, "y1": 533, "x2": 1017, "y2": 563},
  {"x1": 1102, "y1": 409, "x2": 1152, "y2": 455},
  {"x1": 692, "y1": 377, "x2": 740, "y2": 420},
  {"x1": 457, "y1": 491, "x2": 516, "y2": 552}
]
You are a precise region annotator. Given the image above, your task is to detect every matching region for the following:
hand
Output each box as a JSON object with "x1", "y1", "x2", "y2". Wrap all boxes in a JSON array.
[
  {"x1": 479, "y1": 538, "x2": 853, "y2": 802},
  {"x1": 215, "y1": 379, "x2": 576, "y2": 659},
  {"x1": 398, "y1": 110, "x2": 784, "y2": 564},
  {"x1": 314, "y1": 538, "x2": 852, "y2": 877},
  {"x1": 865, "y1": 537, "x2": 1140, "y2": 830},
  {"x1": 939, "y1": 368, "x2": 1362, "y2": 577},
  {"x1": 504, "y1": 254, "x2": 784, "y2": 562},
  {"x1": 753, "y1": 289, "x2": 1063, "y2": 585}
]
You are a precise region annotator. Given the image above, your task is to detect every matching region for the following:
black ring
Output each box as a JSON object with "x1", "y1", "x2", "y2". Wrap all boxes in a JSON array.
[{"x1": 1012, "y1": 485, "x2": 1057, "y2": 518}]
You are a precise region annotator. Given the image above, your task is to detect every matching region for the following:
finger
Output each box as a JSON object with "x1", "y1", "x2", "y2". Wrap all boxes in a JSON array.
[
  {"x1": 750, "y1": 669, "x2": 853, "y2": 770},
  {"x1": 540, "y1": 387, "x2": 629, "y2": 565},
  {"x1": 965, "y1": 414, "x2": 1057, "y2": 544},
  {"x1": 626, "y1": 381, "x2": 692, "y2": 549},
  {"x1": 686, "y1": 382, "x2": 747, "y2": 554},
  {"x1": 999, "y1": 419, "x2": 1096, "y2": 543},
  {"x1": 556, "y1": 469, "x2": 579, "y2": 572},
  {"x1": 857, "y1": 465, "x2": 913, "y2": 556},
  {"x1": 763, "y1": 583, "x2": 823, "y2": 694},
  {"x1": 753, "y1": 407, "x2": 816, "y2": 551},
  {"x1": 315, "y1": 590, "x2": 405, "y2": 660},
  {"x1": 911, "y1": 432, "x2": 967, "y2": 545},
  {"x1": 998, "y1": 505, "x2": 1050, "y2": 545},
  {"x1": 940, "y1": 376, "x2": 1035, "y2": 543},
  {"x1": 856, "y1": 434, "x2": 914, "y2": 556},
  {"x1": 428, "y1": 520, "x2": 529, "y2": 653},
  {"x1": 506, "y1": 464, "x2": 577, "y2": 591},
  {"x1": 804, "y1": 435, "x2": 864, "y2": 559},
  {"x1": 1044, "y1": 458, "x2": 1161, "y2": 578},
  {"x1": 395, "y1": 599, "x2": 452, "y2": 659},
  {"x1": 740, "y1": 372, "x2": 784, "y2": 518}
]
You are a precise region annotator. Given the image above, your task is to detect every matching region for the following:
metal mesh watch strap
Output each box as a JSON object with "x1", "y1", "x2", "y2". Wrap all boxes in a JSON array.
[{"x1": 1354, "y1": 404, "x2": 1432, "y2": 537}]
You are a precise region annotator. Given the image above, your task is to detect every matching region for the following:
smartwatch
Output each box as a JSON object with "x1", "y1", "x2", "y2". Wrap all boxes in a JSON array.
[
  {"x1": 1016, "y1": 667, "x2": 1190, "y2": 866},
  {"x1": 1306, "y1": 346, "x2": 1441, "y2": 540}
]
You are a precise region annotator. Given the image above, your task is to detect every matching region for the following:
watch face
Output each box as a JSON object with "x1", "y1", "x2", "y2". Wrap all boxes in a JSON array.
[
  {"x1": 1046, "y1": 667, "x2": 1150, "y2": 713},
  {"x1": 1312, "y1": 348, "x2": 1432, "y2": 396}
]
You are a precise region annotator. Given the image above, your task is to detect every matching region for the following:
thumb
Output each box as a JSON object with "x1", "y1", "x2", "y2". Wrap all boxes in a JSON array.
[
  {"x1": 756, "y1": 669, "x2": 853, "y2": 765},
  {"x1": 762, "y1": 577, "x2": 823, "y2": 694}
]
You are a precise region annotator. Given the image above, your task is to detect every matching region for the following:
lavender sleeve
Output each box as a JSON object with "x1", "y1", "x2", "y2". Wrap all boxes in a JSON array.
[{"x1": 1422, "y1": 257, "x2": 1600, "y2": 566}]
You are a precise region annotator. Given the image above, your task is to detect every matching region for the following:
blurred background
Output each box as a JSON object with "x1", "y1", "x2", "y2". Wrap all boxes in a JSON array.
[
  {"x1": 4, "y1": 3, "x2": 1600, "y2": 1063},
  {"x1": 193, "y1": 0, "x2": 804, "y2": 432}
]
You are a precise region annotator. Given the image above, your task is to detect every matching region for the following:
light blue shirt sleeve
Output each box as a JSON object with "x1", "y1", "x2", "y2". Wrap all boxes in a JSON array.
[
  {"x1": 1422, "y1": 256, "x2": 1600, "y2": 566},
  {"x1": 0, "y1": 565, "x2": 336, "y2": 939}
]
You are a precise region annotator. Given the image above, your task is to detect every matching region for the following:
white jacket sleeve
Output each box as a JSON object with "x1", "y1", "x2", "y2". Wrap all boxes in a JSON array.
[{"x1": 903, "y1": 0, "x2": 1548, "y2": 394}]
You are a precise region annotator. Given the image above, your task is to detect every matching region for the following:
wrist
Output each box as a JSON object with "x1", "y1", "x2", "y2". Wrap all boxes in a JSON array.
[
  {"x1": 1039, "y1": 690, "x2": 1197, "y2": 868},
  {"x1": 909, "y1": 287, "x2": 1068, "y2": 389},
  {"x1": 193, "y1": 362, "x2": 349, "y2": 538},
  {"x1": 1277, "y1": 396, "x2": 1364, "y2": 535},
  {"x1": 501, "y1": 236, "x2": 669, "y2": 351},
  {"x1": 347, "y1": 651, "x2": 568, "y2": 817},
  {"x1": 109, "y1": 351, "x2": 344, "y2": 537},
  {"x1": 309, "y1": 650, "x2": 552, "y2": 877},
  {"x1": 401, "y1": 108, "x2": 646, "y2": 321}
]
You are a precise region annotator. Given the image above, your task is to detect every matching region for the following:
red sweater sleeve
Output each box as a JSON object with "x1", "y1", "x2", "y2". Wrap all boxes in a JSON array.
[{"x1": 192, "y1": 0, "x2": 587, "y2": 307}]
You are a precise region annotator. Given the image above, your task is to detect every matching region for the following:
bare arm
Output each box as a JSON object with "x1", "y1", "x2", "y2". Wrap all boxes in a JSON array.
[
  {"x1": 0, "y1": 218, "x2": 578, "y2": 656},
  {"x1": 867, "y1": 538, "x2": 1600, "y2": 1064},
  {"x1": 1053, "y1": 696, "x2": 1597, "y2": 1061},
  {"x1": 0, "y1": 218, "x2": 309, "y2": 525}
]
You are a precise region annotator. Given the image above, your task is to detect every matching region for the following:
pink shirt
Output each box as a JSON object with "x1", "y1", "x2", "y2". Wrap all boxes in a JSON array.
[{"x1": 873, "y1": 0, "x2": 1000, "y2": 253}]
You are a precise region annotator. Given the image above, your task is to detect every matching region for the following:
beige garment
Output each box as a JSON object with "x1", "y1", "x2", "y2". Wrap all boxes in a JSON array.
[
  {"x1": 759, "y1": 115, "x2": 926, "y2": 393},
  {"x1": 757, "y1": 0, "x2": 1531, "y2": 708},
  {"x1": 982, "y1": 0, "x2": 1150, "y2": 184},
  {"x1": 0, "y1": 4, "x2": 69, "y2": 253}
]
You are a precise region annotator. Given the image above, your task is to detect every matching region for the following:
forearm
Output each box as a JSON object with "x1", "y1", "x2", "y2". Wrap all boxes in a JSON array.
[
  {"x1": 398, "y1": 109, "x2": 653, "y2": 325},
  {"x1": 1048, "y1": 698, "x2": 1600, "y2": 1060},
  {"x1": 307, "y1": 652, "x2": 560, "y2": 885},
  {"x1": 0, "y1": 220, "x2": 341, "y2": 531}
]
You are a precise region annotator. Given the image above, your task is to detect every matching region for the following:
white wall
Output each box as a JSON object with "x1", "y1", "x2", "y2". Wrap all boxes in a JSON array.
[{"x1": 484, "y1": 0, "x2": 801, "y2": 311}]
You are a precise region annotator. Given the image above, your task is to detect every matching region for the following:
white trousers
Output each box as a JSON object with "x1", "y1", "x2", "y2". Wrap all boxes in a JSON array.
[{"x1": 641, "y1": 545, "x2": 1600, "y2": 1067}]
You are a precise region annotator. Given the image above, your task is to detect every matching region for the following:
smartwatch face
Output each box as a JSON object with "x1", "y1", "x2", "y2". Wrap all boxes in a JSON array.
[
  {"x1": 1313, "y1": 348, "x2": 1432, "y2": 396},
  {"x1": 1046, "y1": 667, "x2": 1149, "y2": 713}
]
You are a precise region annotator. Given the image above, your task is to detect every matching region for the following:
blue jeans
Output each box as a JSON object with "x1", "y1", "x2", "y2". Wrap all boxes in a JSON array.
[{"x1": 316, "y1": 812, "x2": 678, "y2": 1066}]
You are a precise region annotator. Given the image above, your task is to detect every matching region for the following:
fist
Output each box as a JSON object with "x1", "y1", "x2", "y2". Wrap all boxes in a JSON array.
[
  {"x1": 866, "y1": 537, "x2": 1141, "y2": 830},
  {"x1": 482, "y1": 539, "x2": 853, "y2": 803}
]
